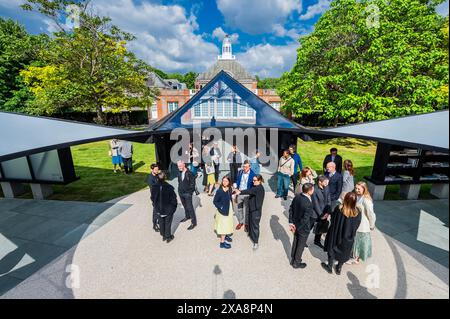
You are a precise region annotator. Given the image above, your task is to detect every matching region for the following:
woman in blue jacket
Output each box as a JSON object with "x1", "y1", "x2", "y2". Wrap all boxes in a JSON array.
[{"x1": 213, "y1": 176, "x2": 234, "y2": 249}]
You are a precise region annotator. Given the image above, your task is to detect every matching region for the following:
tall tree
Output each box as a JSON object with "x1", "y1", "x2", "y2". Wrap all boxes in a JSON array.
[
  {"x1": 278, "y1": 0, "x2": 449, "y2": 126},
  {"x1": 21, "y1": 0, "x2": 158, "y2": 123},
  {"x1": 0, "y1": 18, "x2": 47, "y2": 112}
]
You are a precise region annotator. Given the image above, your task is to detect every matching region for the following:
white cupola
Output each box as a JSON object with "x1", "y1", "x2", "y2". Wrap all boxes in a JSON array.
[{"x1": 218, "y1": 34, "x2": 235, "y2": 60}]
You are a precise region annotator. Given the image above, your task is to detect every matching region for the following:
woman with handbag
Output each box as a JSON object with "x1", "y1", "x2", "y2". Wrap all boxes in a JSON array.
[
  {"x1": 348, "y1": 182, "x2": 376, "y2": 264},
  {"x1": 275, "y1": 150, "x2": 295, "y2": 200},
  {"x1": 213, "y1": 176, "x2": 234, "y2": 249},
  {"x1": 203, "y1": 145, "x2": 216, "y2": 196}
]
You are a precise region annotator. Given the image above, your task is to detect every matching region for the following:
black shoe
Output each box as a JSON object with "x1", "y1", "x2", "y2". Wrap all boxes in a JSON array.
[
  {"x1": 187, "y1": 224, "x2": 196, "y2": 230},
  {"x1": 162, "y1": 237, "x2": 167, "y2": 241},
  {"x1": 314, "y1": 242, "x2": 324, "y2": 249},
  {"x1": 275, "y1": 195, "x2": 281, "y2": 198},
  {"x1": 180, "y1": 217, "x2": 190, "y2": 223},
  {"x1": 292, "y1": 262, "x2": 307, "y2": 269},
  {"x1": 283, "y1": 196, "x2": 288, "y2": 201},
  {"x1": 335, "y1": 265, "x2": 342, "y2": 275},
  {"x1": 166, "y1": 235, "x2": 174, "y2": 243},
  {"x1": 321, "y1": 262, "x2": 333, "y2": 274}
]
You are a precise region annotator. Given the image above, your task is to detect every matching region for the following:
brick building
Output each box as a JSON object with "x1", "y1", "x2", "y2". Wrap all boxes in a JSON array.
[{"x1": 148, "y1": 35, "x2": 282, "y2": 120}]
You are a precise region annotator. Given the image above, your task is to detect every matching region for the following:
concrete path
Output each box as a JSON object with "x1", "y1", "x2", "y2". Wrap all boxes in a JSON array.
[
  {"x1": 0, "y1": 186, "x2": 448, "y2": 299},
  {"x1": 0, "y1": 198, "x2": 131, "y2": 295}
]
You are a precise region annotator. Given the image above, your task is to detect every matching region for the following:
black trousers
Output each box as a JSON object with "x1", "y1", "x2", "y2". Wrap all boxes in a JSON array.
[
  {"x1": 214, "y1": 163, "x2": 220, "y2": 183},
  {"x1": 229, "y1": 163, "x2": 240, "y2": 183},
  {"x1": 180, "y1": 193, "x2": 196, "y2": 225},
  {"x1": 123, "y1": 157, "x2": 133, "y2": 173},
  {"x1": 310, "y1": 218, "x2": 324, "y2": 244},
  {"x1": 152, "y1": 203, "x2": 159, "y2": 226},
  {"x1": 248, "y1": 209, "x2": 261, "y2": 244},
  {"x1": 291, "y1": 232, "x2": 308, "y2": 265},
  {"x1": 159, "y1": 214, "x2": 174, "y2": 239},
  {"x1": 291, "y1": 172, "x2": 299, "y2": 189}
]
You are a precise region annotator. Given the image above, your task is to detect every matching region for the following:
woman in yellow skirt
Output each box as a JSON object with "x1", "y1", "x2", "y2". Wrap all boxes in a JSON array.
[{"x1": 213, "y1": 176, "x2": 234, "y2": 249}]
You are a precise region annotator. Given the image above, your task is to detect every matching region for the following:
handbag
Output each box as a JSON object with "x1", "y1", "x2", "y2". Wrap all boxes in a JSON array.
[
  {"x1": 315, "y1": 219, "x2": 330, "y2": 235},
  {"x1": 205, "y1": 163, "x2": 215, "y2": 175}
]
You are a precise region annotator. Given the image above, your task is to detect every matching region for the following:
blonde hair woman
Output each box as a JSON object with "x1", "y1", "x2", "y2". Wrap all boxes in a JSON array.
[{"x1": 349, "y1": 182, "x2": 376, "y2": 264}]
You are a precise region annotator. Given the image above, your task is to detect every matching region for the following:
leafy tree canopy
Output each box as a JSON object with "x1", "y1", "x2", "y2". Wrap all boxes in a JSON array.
[
  {"x1": 0, "y1": 18, "x2": 48, "y2": 112},
  {"x1": 278, "y1": 0, "x2": 449, "y2": 126},
  {"x1": 20, "y1": 0, "x2": 158, "y2": 123}
]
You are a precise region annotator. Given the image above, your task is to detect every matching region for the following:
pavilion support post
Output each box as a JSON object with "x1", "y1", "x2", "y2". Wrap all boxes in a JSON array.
[
  {"x1": 30, "y1": 183, "x2": 53, "y2": 200},
  {"x1": 367, "y1": 181, "x2": 386, "y2": 201},
  {"x1": 430, "y1": 184, "x2": 449, "y2": 199},
  {"x1": 399, "y1": 184, "x2": 421, "y2": 200},
  {"x1": 0, "y1": 182, "x2": 26, "y2": 198}
]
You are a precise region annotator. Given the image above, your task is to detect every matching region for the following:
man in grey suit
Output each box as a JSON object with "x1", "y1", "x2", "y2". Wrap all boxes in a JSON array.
[{"x1": 311, "y1": 175, "x2": 332, "y2": 248}]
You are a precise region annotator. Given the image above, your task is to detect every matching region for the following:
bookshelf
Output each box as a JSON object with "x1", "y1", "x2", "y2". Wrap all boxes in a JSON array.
[{"x1": 365, "y1": 143, "x2": 449, "y2": 200}]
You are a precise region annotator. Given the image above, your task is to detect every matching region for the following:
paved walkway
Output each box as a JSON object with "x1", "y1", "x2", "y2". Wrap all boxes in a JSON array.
[{"x1": 0, "y1": 185, "x2": 448, "y2": 299}]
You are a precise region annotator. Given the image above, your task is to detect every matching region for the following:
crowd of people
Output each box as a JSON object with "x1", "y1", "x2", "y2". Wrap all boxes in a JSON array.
[{"x1": 145, "y1": 143, "x2": 376, "y2": 274}]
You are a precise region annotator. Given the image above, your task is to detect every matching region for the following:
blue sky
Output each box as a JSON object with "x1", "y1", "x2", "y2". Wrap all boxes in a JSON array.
[{"x1": 1, "y1": 0, "x2": 449, "y2": 77}]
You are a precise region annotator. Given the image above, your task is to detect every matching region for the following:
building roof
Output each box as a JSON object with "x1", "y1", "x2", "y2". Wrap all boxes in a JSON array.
[
  {"x1": 150, "y1": 70, "x2": 309, "y2": 133},
  {"x1": 196, "y1": 60, "x2": 255, "y2": 82},
  {"x1": 147, "y1": 72, "x2": 187, "y2": 90},
  {"x1": 0, "y1": 112, "x2": 150, "y2": 162},
  {"x1": 312, "y1": 110, "x2": 449, "y2": 152}
]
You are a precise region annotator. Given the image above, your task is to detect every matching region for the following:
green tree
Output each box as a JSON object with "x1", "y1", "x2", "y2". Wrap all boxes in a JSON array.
[
  {"x1": 255, "y1": 75, "x2": 281, "y2": 89},
  {"x1": 21, "y1": 0, "x2": 158, "y2": 123},
  {"x1": 278, "y1": 0, "x2": 449, "y2": 126},
  {"x1": 0, "y1": 18, "x2": 47, "y2": 112}
]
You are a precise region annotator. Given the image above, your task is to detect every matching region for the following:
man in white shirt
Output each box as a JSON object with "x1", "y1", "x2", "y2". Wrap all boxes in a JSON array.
[
  {"x1": 119, "y1": 140, "x2": 133, "y2": 174},
  {"x1": 233, "y1": 161, "x2": 255, "y2": 231}
]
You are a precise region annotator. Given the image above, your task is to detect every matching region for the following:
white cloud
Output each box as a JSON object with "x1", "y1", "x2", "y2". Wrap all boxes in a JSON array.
[
  {"x1": 436, "y1": 0, "x2": 449, "y2": 16},
  {"x1": 236, "y1": 42, "x2": 300, "y2": 78},
  {"x1": 299, "y1": 0, "x2": 331, "y2": 21},
  {"x1": 0, "y1": 0, "x2": 24, "y2": 9},
  {"x1": 212, "y1": 27, "x2": 239, "y2": 43},
  {"x1": 89, "y1": 0, "x2": 218, "y2": 74},
  {"x1": 216, "y1": 0, "x2": 302, "y2": 35}
]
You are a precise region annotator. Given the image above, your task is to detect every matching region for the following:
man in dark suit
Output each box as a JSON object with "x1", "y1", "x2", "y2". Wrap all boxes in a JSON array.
[
  {"x1": 289, "y1": 183, "x2": 315, "y2": 269},
  {"x1": 177, "y1": 161, "x2": 197, "y2": 230},
  {"x1": 323, "y1": 147, "x2": 343, "y2": 174},
  {"x1": 311, "y1": 176, "x2": 332, "y2": 248},
  {"x1": 325, "y1": 162, "x2": 343, "y2": 211},
  {"x1": 146, "y1": 163, "x2": 161, "y2": 232}
]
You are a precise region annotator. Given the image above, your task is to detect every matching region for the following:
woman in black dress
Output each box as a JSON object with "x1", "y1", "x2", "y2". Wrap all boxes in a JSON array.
[
  {"x1": 150, "y1": 172, "x2": 178, "y2": 243},
  {"x1": 322, "y1": 191, "x2": 361, "y2": 275},
  {"x1": 235, "y1": 174, "x2": 265, "y2": 250}
]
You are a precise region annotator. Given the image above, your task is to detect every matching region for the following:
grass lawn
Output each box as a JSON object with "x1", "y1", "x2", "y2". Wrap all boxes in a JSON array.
[
  {"x1": 14, "y1": 141, "x2": 156, "y2": 202},
  {"x1": 3, "y1": 137, "x2": 436, "y2": 202}
]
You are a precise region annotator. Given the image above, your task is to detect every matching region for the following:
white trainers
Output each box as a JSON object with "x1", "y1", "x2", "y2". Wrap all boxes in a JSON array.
[{"x1": 253, "y1": 243, "x2": 259, "y2": 250}]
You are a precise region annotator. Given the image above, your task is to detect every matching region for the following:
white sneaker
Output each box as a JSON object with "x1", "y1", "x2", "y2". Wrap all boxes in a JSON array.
[{"x1": 253, "y1": 243, "x2": 259, "y2": 250}]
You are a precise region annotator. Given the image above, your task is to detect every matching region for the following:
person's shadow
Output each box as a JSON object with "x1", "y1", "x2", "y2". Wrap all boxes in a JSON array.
[
  {"x1": 347, "y1": 272, "x2": 378, "y2": 299},
  {"x1": 269, "y1": 215, "x2": 292, "y2": 263},
  {"x1": 281, "y1": 197, "x2": 292, "y2": 221}
]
